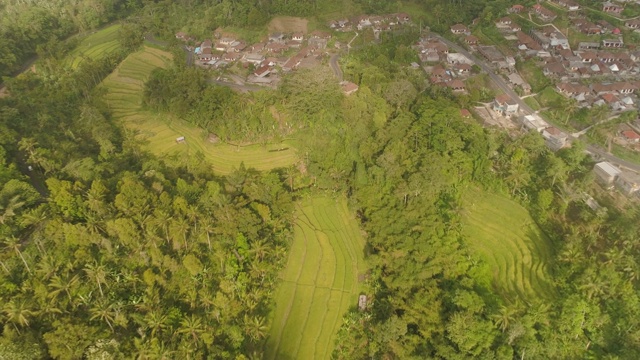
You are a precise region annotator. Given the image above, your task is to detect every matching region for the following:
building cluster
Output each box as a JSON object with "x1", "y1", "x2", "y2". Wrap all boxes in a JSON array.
[
  {"x1": 594, "y1": 161, "x2": 640, "y2": 197},
  {"x1": 176, "y1": 29, "x2": 333, "y2": 84},
  {"x1": 520, "y1": 114, "x2": 569, "y2": 150},
  {"x1": 328, "y1": 13, "x2": 411, "y2": 33},
  {"x1": 414, "y1": 36, "x2": 477, "y2": 93}
]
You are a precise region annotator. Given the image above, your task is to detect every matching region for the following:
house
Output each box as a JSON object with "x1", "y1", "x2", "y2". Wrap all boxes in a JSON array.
[
  {"x1": 450, "y1": 24, "x2": 469, "y2": 34},
  {"x1": 396, "y1": 13, "x2": 411, "y2": 23},
  {"x1": 341, "y1": 81, "x2": 359, "y2": 95},
  {"x1": 615, "y1": 171, "x2": 640, "y2": 195},
  {"x1": 517, "y1": 31, "x2": 542, "y2": 51},
  {"x1": 556, "y1": 0, "x2": 580, "y2": 11},
  {"x1": 532, "y1": 4, "x2": 557, "y2": 22},
  {"x1": 594, "y1": 161, "x2": 621, "y2": 187},
  {"x1": 292, "y1": 33, "x2": 304, "y2": 42},
  {"x1": 602, "y1": 39, "x2": 624, "y2": 48},
  {"x1": 521, "y1": 114, "x2": 549, "y2": 132},
  {"x1": 222, "y1": 52, "x2": 241, "y2": 62},
  {"x1": 557, "y1": 82, "x2": 590, "y2": 97},
  {"x1": 510, "y1": 23, "x2": 522, "y2": 32},
  {"x1": 446, "y1": 53, "x2": 473, "y2": 64},
  {"x1": 493, "y1": 94, "x2": 519, "y2": 115},
  {"x1": 477, "y1": 45, "x2": 505, "y2": 63},
  {"x1": 460, "y1": 109, "x2": 472, "y2": 118},
  {"x1": 454, "y1": 63, "x2": 472, "y2": 75},
  {"x1": 464, "y1": 35, "x2": 479, "y2": 45},
  {"x1": 175, "y1": 32, "x2": 188, "y2": 41},
  {"x1": 201, "y1": 39, "x2": 213, "y2": 50},
  {"x1": 199, "y1": 48, "x2": 213, "y2": 61},
  {"x1": 447, "y1": 79, "x2": 466, "y2": 92},
  {"x1": 507, "y1": 73, "x2": 531, "y2": 93},
  {"x1": 625, "y1": 19, "x2": 640, "y2": 29},
  {"x1": 543, "y1": 62, "x2": 567, "y2": 77},
  {"x1": 244, "y1": 53, "x2": 265, "y2": 65},
  {"x1": 509, "y1": 4, "x2": 525, "y2": 13},
  {"x1": 496, "y1": 17, "x2": 512, "y2": 27},
  {"x1": 253, "y1": 65, "x2": 271, "y2": 78},
  {"x1": 578, "y1": 51, "x2": 597, "y2": 63},
  {"x1": 579, "y1": 42, "x2": 600, "y2": 50},
  {"x1": 602, "y1": 2, "x2": 623, "y2": 14},
  {"x1": 621, "y1": 129, "x2": 640, "y2": 143},
  {"x1": 542, "y1": 127, "x2": 568, "y2": 150},
  {"x1": 269, "y1": 32, "x2": 285, "y2": 43}
]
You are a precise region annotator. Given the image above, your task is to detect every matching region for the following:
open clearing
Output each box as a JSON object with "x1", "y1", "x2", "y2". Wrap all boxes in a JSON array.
[
  {"x1": 268, "y1": 16, "x2": 309, "y2": 33},
  {"x1": 265, "y1": 196, "x2": 367, "y2": 360},
  {"x1": 461, "y1": 189, "x2": 556, "y2": 301},
  {"x1": 100, "y1": 46, "x2": 297, "y2": 175},
  {"x1": 66, "y1": 24, "x2": 122, "y2": 68}
]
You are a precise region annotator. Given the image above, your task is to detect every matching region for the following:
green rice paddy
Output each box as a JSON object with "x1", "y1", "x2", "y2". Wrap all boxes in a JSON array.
[
  {"x1": 100, "y1": 46, "x2": 297, "y2": 175},
  {"x1": 462, "y1": 189, "x2": 556, "y2": 301},
  {"x1": 265, "y1": 196, "x2": 367, "y2": 360},
  {"x1": 66, "y1": 24, "x2": 122, "y2": 68}
]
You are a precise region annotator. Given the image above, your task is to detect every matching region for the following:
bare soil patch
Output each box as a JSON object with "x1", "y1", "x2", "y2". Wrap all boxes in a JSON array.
[{"x1": 268, "y1": 16, "x2": 309, "y2": 34}]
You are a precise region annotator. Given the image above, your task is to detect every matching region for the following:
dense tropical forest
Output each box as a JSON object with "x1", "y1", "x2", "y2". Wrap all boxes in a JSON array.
[{"x1": 2, "y1": 0, "x2": 640, "y2": 359}]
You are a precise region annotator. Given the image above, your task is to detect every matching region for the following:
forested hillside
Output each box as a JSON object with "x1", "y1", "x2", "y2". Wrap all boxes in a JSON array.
[{"x1": 2, "y1": 0, "x2": 640, "y2": 359}]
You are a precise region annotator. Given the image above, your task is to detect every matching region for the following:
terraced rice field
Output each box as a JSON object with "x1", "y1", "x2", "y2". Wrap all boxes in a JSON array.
[
  {"x1": 66, "y1": 24, "x2": 122, "y2": 68},
  {"x1": 265, "y1": 196, "x2": 367, "y2": 360},
  {"x1": 462, "y1": 189, "x2": 556, "y2": 301},
  {"x1": 100, "y1": 46, "x2": 297, "y2": 174}
]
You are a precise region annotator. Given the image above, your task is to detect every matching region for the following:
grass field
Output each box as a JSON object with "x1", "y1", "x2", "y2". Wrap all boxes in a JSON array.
[
  {"x1": 100, "y1": 46, "x2": 297, "y2": 175},
  {"x1": 265, "y1": 196, "x2": 367, "y2": 360},
  {"x1": 461, "y1": 189, "x2": 556, "y2": 301},
  {"x1": 66, "y1": 24, "x2": 122, "y2": 68}
]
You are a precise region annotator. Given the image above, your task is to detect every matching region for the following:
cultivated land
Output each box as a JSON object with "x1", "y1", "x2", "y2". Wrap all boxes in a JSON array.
[
  {"x1": 66, "y1": 24, "x2": 122, "y2": 68},
  {"x1": 100, "y1": 46, "x2": 297, "y2": 175},
  {"x1": 462, "y1": 189, "x2": 556, "y2": 301},
  {"x1": 265, "y1": 196, "x2": 367, "y2": 360},
  {"x1": 268, "y1": 16, "x2": 309, "y2": 34}
]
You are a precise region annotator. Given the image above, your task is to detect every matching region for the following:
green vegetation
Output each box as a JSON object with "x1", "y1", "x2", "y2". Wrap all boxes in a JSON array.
[
  {"x1": 266, "y1": 196, "x2": 366, "y2": 360},
  {"x1": 102, "y1": 47, "x2": 298, "y2": 175},
  {"x1": 3, "y1": 0, "x2": 640, "y2": 359},
  {"x1": 65, "y1": 25, "x2": 123, "y2": 69},
  {"x1": 462, "y1": 188, "x2": 555, "y2": 300}
]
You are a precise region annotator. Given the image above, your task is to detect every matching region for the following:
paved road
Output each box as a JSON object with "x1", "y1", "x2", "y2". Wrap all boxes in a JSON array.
[{"x1": 587, "y1": 145, "x2": 640, "y2": 172}]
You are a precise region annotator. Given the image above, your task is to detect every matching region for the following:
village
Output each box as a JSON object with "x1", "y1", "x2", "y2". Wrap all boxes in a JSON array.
[
  {"x1": 411, "y1": 0, "x2": 640, "y2": 200},
  {"x1": 174, "y1": 12, "x2": 412, "y2": 95},
  {"x1": 173, "y1": 1, "x2": 640, "y2": 200}
]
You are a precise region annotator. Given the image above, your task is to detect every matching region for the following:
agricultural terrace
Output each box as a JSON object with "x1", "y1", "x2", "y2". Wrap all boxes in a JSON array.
[
  {"x1": 265, "y1": 196, "x2": 367, "y2": 360},
  {"x1": 65, "y1": 24, "x2": 122, "y2": 68},
  {"x1": 100, "y1": 46, "x2": 297, "y2": 175},
  {"x1": 462, "y1": 189, "x2": 556, "y2": 301}
]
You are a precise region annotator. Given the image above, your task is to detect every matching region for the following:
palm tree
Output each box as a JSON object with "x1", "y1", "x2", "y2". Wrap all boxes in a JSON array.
[
  {"x1": 3, "y1": 298, "x2": 34, "y2": 330},
  {"x1": 177, "y1": 314, "x2": 205, "y2": 347},
  {"x1": 243, "y1": 314, "x2": 268, "y2": 342},
  {"x1": 491, "y1": 305, "x2": 519, "y2": 333},
  {"x1": 90, "y1": 300, "x2": 119, "y2": 332},
  {"x1": 84, "y1": 262, "x2": 109, "y2": 297},
  {"x1": 144, "y1": 310, "x2": 169, "y2": 338},
  {"x1": 0, "y1": 195, "x2": 25, "y2": 224},
  {"x1": 2, "y1": 236, "x2": 31, "y2": 274},
  {"x1": 48, "y1": 273, "x2": 80, "y2": 304}
]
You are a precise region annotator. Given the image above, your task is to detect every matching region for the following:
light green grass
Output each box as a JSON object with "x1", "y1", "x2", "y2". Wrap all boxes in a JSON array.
[
  {"x1": 266, "y1": 196, "x2": 367, "y2": 360},
  {"x1": 462, "y1": 189, "x2": 556, "y2": 301},
  {"x1": 100, "y1": 46, "x2": 297, "y2": 175},
  {"x1": 66, "y1": 24, "x2": 122, "y2": 68}
]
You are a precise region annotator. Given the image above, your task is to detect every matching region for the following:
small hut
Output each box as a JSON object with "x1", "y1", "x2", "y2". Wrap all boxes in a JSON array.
[
  {"x1": 358, "y1": 295, "x2": 367, "y2": 311},
  {"x1": 176, "y1": 136, "x2": 186, "y2": 144}
]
